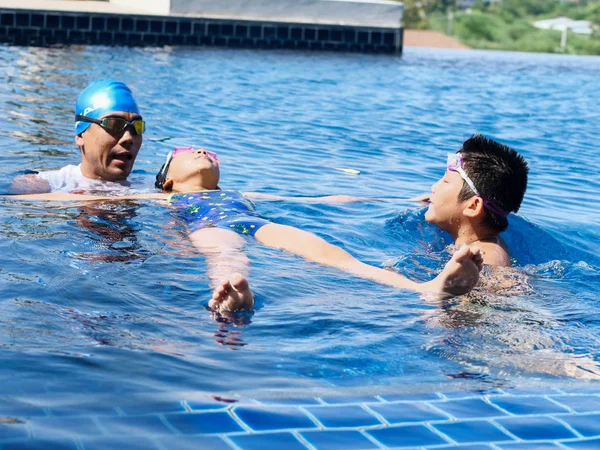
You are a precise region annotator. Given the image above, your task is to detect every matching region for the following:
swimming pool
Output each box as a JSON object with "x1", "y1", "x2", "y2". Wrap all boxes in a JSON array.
[{"x1": 1, "y1": 45, "x2": 600, "y2": 448}]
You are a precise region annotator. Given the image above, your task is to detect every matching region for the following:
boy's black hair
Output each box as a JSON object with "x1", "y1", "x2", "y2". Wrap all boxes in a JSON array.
[{"x1": 457, "y1": 134, "x2": 528, "y2": 233}]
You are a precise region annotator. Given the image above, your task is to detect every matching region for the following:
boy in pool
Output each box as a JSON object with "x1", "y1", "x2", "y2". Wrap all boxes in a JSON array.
[
  {"x1": 17, "y1": 146, "x2": 484, "y2": 312},
  {"x1": 416, "y1": 135, "x2": 529, "y2": 267}
]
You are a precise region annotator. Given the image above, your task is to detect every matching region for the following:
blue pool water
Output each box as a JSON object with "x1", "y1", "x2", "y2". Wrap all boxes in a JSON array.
[{"x1": 1, "y1": 45, "x2": 600, "y2": 447}]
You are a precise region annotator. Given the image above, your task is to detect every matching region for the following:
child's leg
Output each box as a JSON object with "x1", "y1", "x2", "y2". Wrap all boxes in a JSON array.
[
  {"x1": 188, "y1": 227, "x2": 254, "y2": 312},
  {"x1": 254, "y1": 223, "x2": 482, "y2": 296}
]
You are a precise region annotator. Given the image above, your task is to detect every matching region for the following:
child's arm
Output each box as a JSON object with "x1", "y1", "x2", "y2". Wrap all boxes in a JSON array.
[
  {"x1": 243, "y1": 192, "x2": 382, "y2": 203},
  {"x1": 254, "y1": 223, "x2": 483, "y2": 297},
  {"x1": 5, "y1": 192, "x2": 168, "y2": 202}
]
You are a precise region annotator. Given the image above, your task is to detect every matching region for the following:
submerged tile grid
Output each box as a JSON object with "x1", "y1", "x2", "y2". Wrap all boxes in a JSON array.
[
  {"x1": 0, "y1": 8, "x2": 402, "y2": 53},
  {"x1": 3, "y1": 389, "x2": 600, "y2": 449}
]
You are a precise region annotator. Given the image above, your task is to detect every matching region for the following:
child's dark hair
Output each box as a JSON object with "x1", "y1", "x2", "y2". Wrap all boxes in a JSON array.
[
  {"x1": 458, "y1": 134, "x2": 528, "y2": 233},
  {"x1": 155, "y1": 160, "x2": 172, "y2": 190}
]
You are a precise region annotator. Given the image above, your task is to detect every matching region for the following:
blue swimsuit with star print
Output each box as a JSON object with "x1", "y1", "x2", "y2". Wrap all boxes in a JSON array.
[{"x1": 168, "y1": 190, "x2": 270, "y2": 237}]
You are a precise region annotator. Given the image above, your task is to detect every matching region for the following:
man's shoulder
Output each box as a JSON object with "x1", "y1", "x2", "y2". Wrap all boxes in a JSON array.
[
  {"x1": 37, "y1": 164, "x2": 81, "y2": 179},
  {"x1": 36, "y1": 164, "x2": 83, "y2": 191}
]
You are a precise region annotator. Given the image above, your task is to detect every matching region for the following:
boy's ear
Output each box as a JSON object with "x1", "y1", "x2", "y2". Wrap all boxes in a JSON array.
[
  {"x1": 163, "y1": 178, "x2": 174, "y2": 191},
  {"x1": 462, "y1": 196, "x2": 485, "y2": 218}
]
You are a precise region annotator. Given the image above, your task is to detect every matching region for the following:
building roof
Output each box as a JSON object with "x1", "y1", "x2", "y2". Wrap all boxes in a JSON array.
[{"x1": 534, "y1": 17, "x2": 595, "y2": 35}]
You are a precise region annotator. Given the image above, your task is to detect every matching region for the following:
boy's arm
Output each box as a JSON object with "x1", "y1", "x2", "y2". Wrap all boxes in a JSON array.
[
  {"x1": 243, "y1": 192, "x2": 381, "y2": 203},
  {"x1": 5, "y1": 192, "x2": 168, "y2": 201}
]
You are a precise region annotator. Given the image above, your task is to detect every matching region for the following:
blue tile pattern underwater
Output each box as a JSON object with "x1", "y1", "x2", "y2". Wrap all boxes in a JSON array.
[{"x1": 3, "y1": 388, "x2": 600, "y2": 449}]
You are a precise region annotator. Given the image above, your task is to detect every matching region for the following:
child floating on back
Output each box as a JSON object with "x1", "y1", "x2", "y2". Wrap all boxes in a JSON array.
[{"x1": 152, "y1": 146, "x2": 483, "y2": 311}]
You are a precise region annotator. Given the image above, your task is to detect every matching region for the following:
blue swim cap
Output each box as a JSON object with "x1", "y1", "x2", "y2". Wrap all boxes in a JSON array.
[{"x1": 75, "y1": 80, "x2": 140, "y2": 135}]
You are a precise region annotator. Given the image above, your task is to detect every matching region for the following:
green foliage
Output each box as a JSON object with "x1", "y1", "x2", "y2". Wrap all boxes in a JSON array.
[
  {"x1": 402, "y1": 0, "x2": 430, "y2": 29},
  {"x1": 418, "y1": 0, "x2": 600, "y2": 56},
  {"x1": 454, "y1": 12, "x2": 508, "y2": 42}
]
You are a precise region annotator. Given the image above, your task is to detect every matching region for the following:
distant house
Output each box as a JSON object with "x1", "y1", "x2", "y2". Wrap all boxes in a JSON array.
[{"x1": 534, "y1": 17, "x2": 595, "y2": 35}]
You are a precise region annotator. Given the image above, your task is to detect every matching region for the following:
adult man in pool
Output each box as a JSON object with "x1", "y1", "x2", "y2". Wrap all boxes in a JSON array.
[{"x1": 11, "y1": 79, "x2": 144, "y2": 194}]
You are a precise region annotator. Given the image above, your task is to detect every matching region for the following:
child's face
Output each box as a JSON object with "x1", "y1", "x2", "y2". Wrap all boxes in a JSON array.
[
  {"x1": 425, "y1": 169, "x2": 468, "y2": 231},
  {"x1": 167, "y1": 148, "x2": 220, "y2": 190}
]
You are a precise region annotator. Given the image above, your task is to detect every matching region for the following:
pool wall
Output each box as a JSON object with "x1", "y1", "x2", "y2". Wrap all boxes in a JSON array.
[{"x1": 0, "y1": 0, "x2": 403, "y2": 53}]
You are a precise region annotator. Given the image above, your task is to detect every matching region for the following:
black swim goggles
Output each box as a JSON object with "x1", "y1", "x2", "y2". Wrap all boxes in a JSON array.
[{"x1": 75, "y1": 115, "x2": 146, "y2": 135}]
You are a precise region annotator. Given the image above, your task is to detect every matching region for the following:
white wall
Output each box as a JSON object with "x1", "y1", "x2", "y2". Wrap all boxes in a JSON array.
[
  {"x1": 170, "y1": 0, "x2": 403, "y2": 27},
  {"x1": 110, "y1": 0, "x2": 171, "y2": 16}
]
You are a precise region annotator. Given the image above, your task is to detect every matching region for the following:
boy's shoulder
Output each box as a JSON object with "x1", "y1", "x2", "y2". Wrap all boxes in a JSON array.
[{"x1": 477, "y1": 240, "x2": 511, "y2": 267}]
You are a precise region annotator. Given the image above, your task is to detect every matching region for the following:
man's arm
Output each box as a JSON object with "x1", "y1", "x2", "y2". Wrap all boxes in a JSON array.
[
  {"x1": 410, "y1": 194, "x2": 430, "y2": 202},
  {"x1": 244, "y1": 192, "x2": 381, "y2": 203},
  {"x1": 10, "y1": 174, "x2": 51, "y2": 195},
  {"x1": 5, "y1": 192, "x2": 167, "y2": 201}
]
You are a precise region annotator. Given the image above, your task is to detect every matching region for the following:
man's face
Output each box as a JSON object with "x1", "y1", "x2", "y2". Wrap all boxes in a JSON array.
[
  {"x1": 425, "y1": 169, "x2": 468, "y2": 231},
  {"x1": 75, "y1": 111, "x2": 143, "y2": 181}
]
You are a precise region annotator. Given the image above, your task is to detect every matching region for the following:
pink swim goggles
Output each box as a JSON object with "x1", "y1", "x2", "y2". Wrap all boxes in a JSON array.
[
  {"x1": 447, "y1": 153, "x2": 509, "y2": 218},
  {"x1": 172, "y1": 146, "x2": 220, "y2": 163}
]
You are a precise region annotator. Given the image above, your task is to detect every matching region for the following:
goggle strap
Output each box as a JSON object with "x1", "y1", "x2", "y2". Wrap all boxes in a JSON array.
[{"x1": 447, "y1": 152, "x2": 510, "y2": 218}]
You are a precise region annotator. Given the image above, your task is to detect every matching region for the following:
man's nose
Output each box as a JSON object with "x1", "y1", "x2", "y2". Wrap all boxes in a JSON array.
[{"x1": 118, "y1": 128, "x2": 135, "y2": 147}]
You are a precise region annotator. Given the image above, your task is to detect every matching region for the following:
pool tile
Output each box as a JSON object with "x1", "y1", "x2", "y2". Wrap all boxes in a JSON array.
[
  {"x1": 155, "y1": 436, "x2": 233, "y2": 450},
  {"x1": 29, "y1": 417, "x2": 103, "y2": 438},
  {"x1": 258, "y1": 398, "x2": 321, "y2": 406},
  {"x1": 301, "y1": 430, "x2": 379, "y2": 450},
  {"x1": 305, "y1": 405, "x2": 382, "y2": 428},
  {"x1": 433, "y1": 420, "x2": 513, "y2": 444},
  {"x1": 186, "y1": 399, "x2": 235, "y2": 411},
  {"x1": 0, "y1": 423, "x2": 29, "y2": 441},
  {"x1": 367, "y1": 424, "x2": 449, "y2": 447},
  {"x1": 437, "y1": 446, "x2": 494, "y2": 450},
  {"x1": 488, "y1": 396, "x2": 570, "y2": 415},
  {"x1": 97, "y1": 415, "x2": 173, "y2": 435},
  {"x1": 560, "y1": 387, "x2": 600, "y2": 394},
  {"x1": 563, "y1": 438, "x2": 600, "y2": 449},
  {"x1": 319, "y1": 396, "x2": 380, "y2": 405},
  {"x1": 495, "y1": 416, "x2": 577, "y2": 440},
  {"x1": 0, "y1": 400, "x2": 47, "y2": 418},
  {"x1": 80, "y1": 436, "x2": 160, "y2": 450},
  {"x1": 233, "y1": 406, "x2": 317, "y2": 431},
  {"x1": 560, "y1": 414, "x2": 600, "y2": 437},
  {"x1": 433, "y1": 398, "x2": 507, "y2": 419},
  {"x1": 497, "y1": 443, "x2": 563, "y2": 449},
  {"x1": 550, "y1": 395, "x2": 600, "y2": 413},
  {"x1": 441, "y1": 389, "x2": 503, "y2": 399},
  {"x1": 378, "y1": 393, "x2": 441, "y2": 402},
  {"x1": 501, "y1": 388, "x2": 563, "y2": 396},
  {"x1": 48, "y1": 405, "x2": 119, "y2": 417},
  {"x1": 119, "y1": 401, "x2": 187, "y2": 415},
  {"x1": 230, "y1": 432, "x2": 307, "y2": 450},
  {"x1": 2, "y1": 439, "x2": 79, "y2": 450},
  {"x1": 368, "y1": 401, "x2": 450, "y2": 424},
  {"x1": 164, "y1": 411, "x2": 243, "y2": 434}
]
